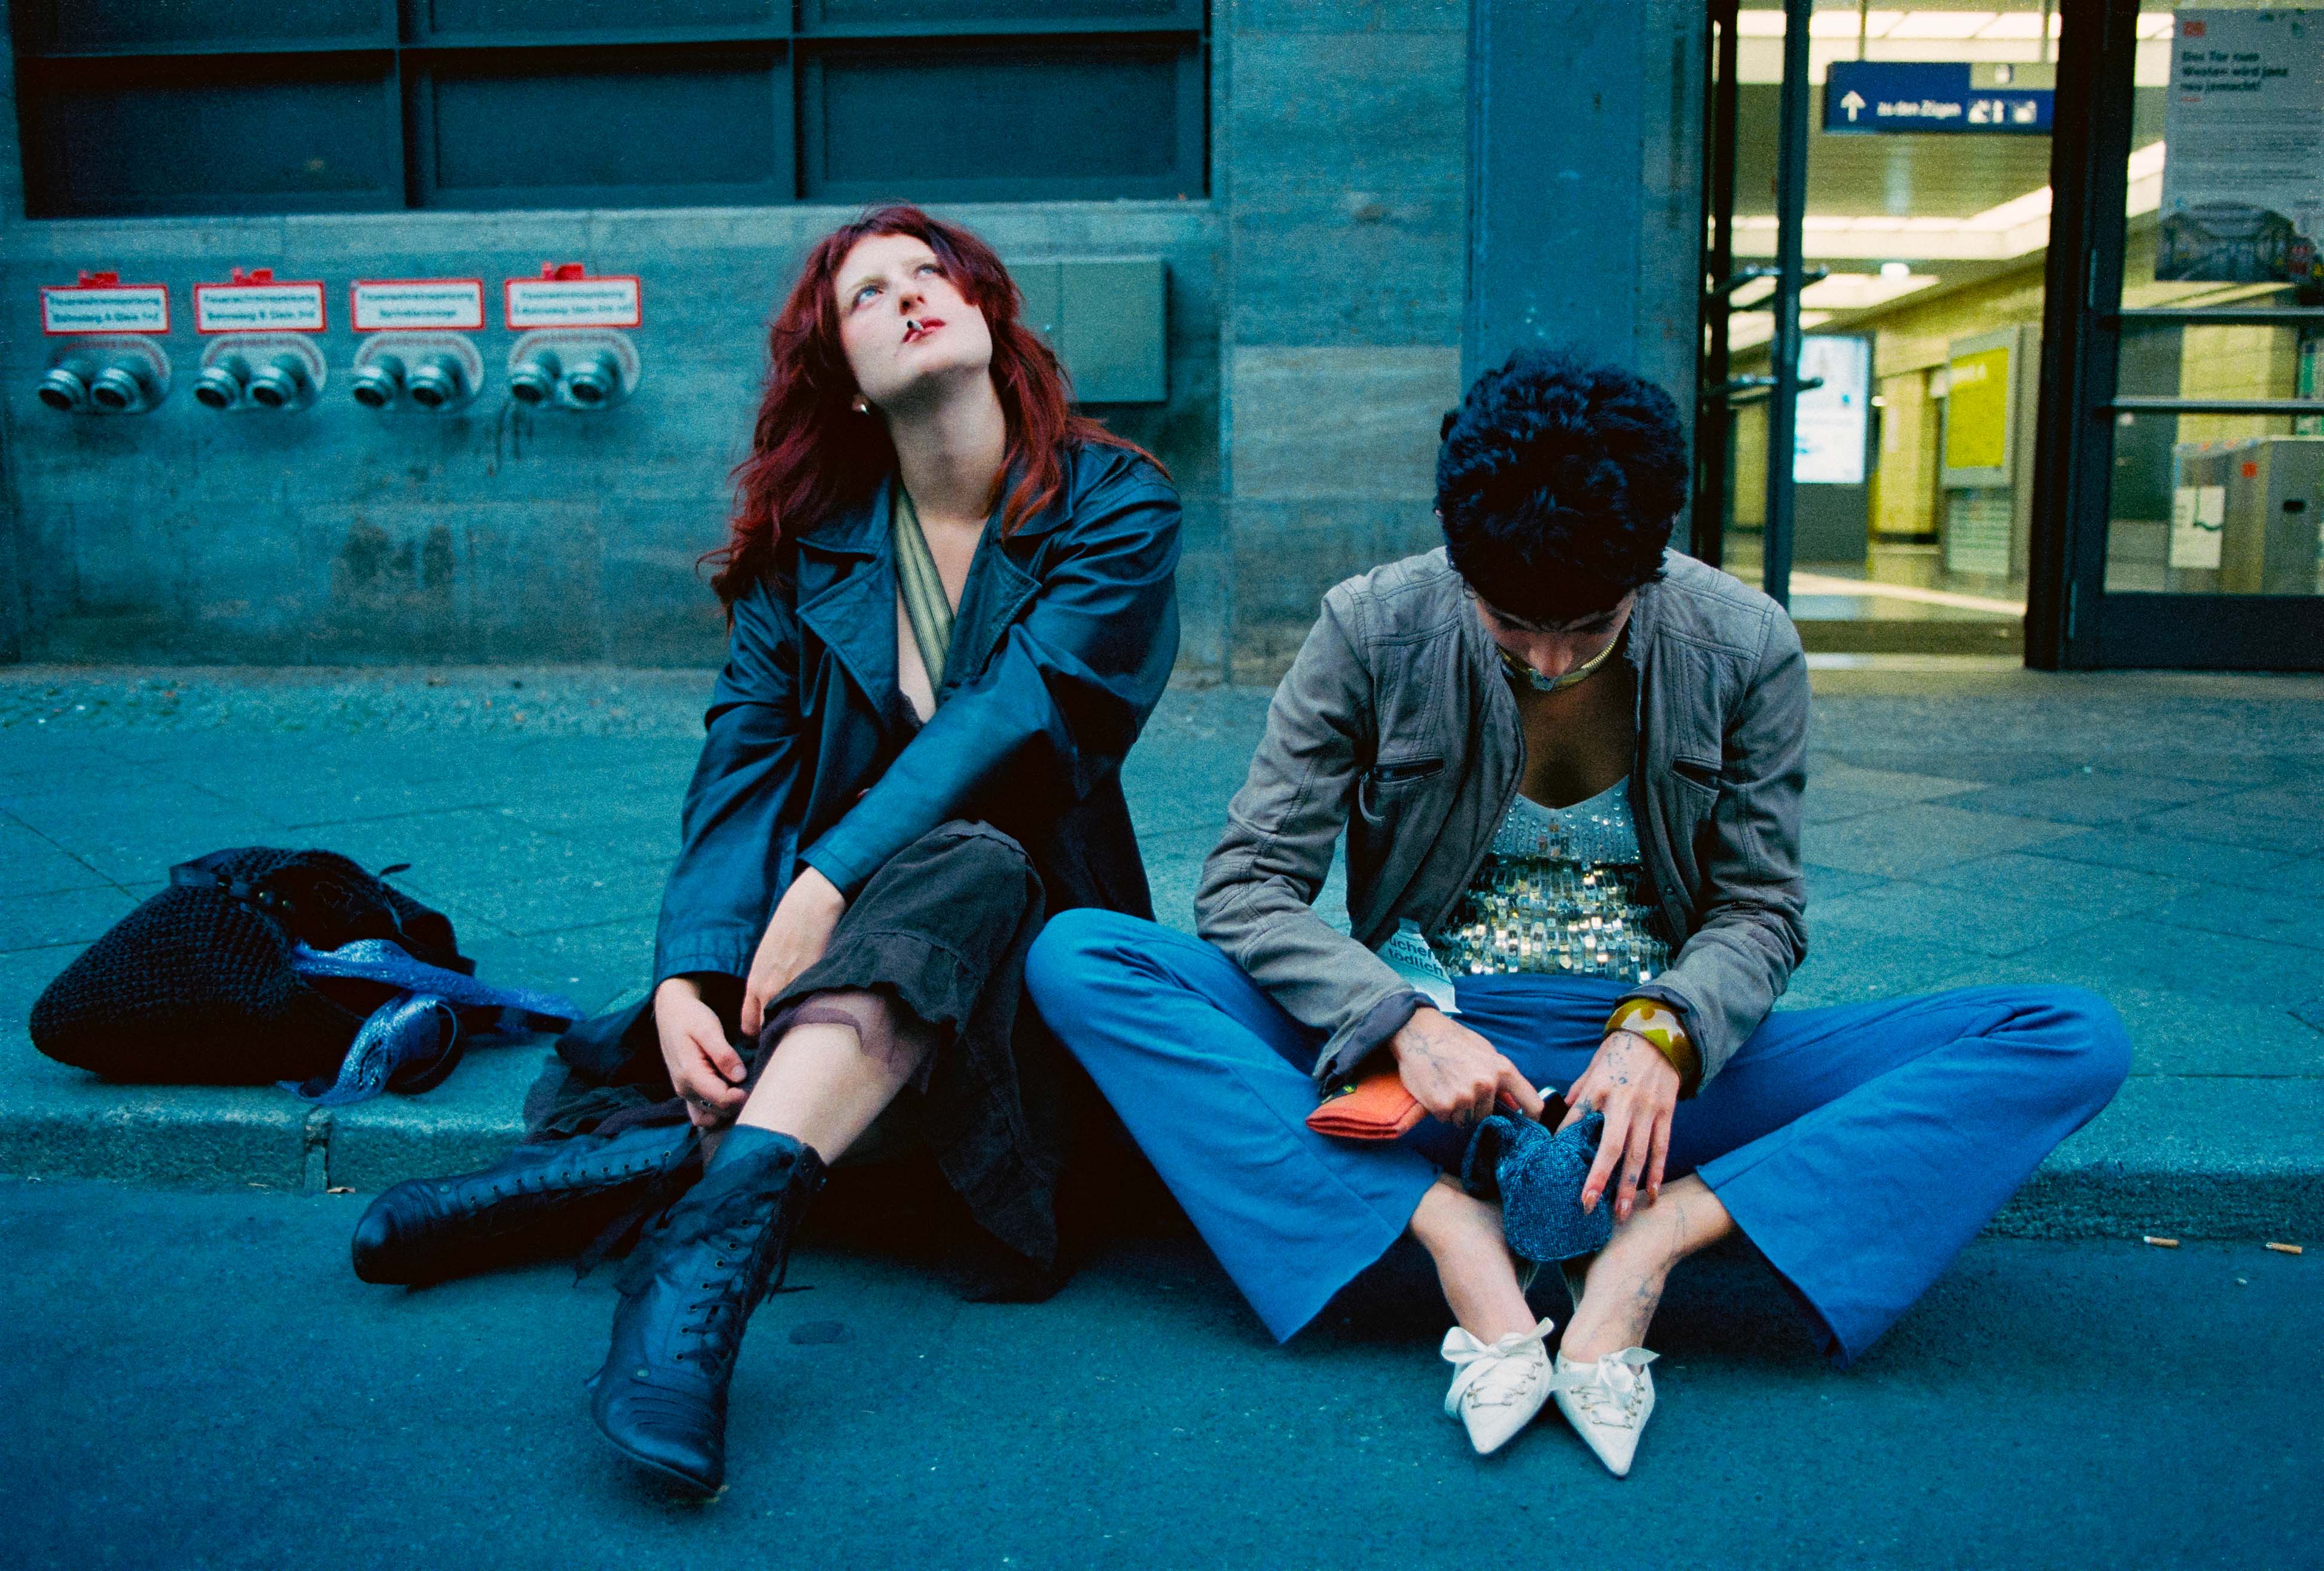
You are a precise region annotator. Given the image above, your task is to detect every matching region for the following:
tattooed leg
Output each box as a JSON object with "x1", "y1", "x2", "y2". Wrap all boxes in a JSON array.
[
  {"x1": 728, "y1": 989, "x2": 933, "y2": 1163},
  {"x1": 1559, "y1": 1175, "x2": 1734, "y2": 1360}
]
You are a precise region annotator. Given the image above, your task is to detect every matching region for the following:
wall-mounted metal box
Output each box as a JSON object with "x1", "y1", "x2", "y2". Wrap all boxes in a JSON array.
[
  {"x1": 1011, "y1": 256, "x2": 1167, "y2": 405},
  {"x1": 2220, "y1": 435, "x2": 2324, "y2": 596}
]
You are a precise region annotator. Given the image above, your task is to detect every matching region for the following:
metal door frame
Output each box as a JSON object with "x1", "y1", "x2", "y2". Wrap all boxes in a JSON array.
[
  {"x1": 1694, "y1": 0, "x2": 1819, "y2": 609},
  {"x1": 2030, "y1": 0, "x2": 2324, "y2": 670}
]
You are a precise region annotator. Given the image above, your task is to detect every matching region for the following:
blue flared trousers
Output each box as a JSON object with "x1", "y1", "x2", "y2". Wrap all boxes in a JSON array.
[{"x1": 1025, "y1": 909, "x2": 2130, "y2": 1365}]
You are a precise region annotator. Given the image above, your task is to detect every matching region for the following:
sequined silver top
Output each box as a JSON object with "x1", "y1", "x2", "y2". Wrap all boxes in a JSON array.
[{"x1": 1425, "y1": 776, "x2": 1671, "y2": 985}]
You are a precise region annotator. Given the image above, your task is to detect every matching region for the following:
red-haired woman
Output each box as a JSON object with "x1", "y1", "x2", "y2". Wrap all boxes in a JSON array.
[{"x1": 349, "y1": 206, "x2": 1180, "y2": 1496}]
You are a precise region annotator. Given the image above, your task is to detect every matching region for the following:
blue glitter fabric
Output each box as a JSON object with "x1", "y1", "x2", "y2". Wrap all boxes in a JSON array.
[
  {"x1": 277, "y1": 939, "x2": 580, "y2": 1108},
  {"x1": 1460, "y1": 1109, "x2": 1614, "y2": 1263}
]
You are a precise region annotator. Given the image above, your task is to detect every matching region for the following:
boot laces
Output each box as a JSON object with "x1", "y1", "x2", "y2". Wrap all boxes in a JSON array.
[
  {"x1": 669, "y1": 1187, "x2": 804, "y2": 1368},
  {"x1": 475, "y1": 1138, "x2": 672, "y2": 1209},
  {"x1": 676, "y1": 1235, "x2": 782, "y2": 1370}
]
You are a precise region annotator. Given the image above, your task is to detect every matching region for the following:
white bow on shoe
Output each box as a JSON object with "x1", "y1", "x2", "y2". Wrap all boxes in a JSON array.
[
  {"x1": 1440, "y1": 1317, "x2": 1556, "y2": 1456},
  {"x1": 1552, "y1": 1347, "x2": 1659, "y2": 1477}
]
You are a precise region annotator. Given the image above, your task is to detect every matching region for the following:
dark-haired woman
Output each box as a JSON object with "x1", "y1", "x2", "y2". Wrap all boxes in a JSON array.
[
  {"x1": 1026, "y1": 347, "x2": 2126, "y2": 1474},
  {"x1": 350, "y1": 206, "x2": 1179, "y2": 1496}
]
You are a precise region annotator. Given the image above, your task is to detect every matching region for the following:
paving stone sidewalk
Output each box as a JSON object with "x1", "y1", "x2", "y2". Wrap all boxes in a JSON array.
[{"x1": 1, "y1": 661, "x2": 2318, "y2": 1237}]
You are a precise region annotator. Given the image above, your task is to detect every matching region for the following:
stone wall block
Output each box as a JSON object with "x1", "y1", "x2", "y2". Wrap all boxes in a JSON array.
[
  {"x1": 1228, "y1": 193, "x2": 1463, "y2": 347},
  {"x1": 1234, "y1": 0, "x2": 1463, "y2": 33},
  {"x1": 1230, "y1": 497, "x2": 1441, "y2": 624},
  {"x1": 1229, "y1": 345, "x2": 1460, "y2": 502},
  {"x1": 1227, "y1": 33, "x2": 1464, "y2": 198}
]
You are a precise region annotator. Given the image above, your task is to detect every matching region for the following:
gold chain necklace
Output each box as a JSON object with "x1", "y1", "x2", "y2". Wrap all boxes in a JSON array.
[{"x1": 1500, "y1": 631, "x2": 1620, "y2": 694}]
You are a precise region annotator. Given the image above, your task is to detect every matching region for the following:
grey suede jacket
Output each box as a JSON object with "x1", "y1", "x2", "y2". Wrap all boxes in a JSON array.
[{"x1": 1194, "y1": 547, "x2": 1808, "y2": 1096}]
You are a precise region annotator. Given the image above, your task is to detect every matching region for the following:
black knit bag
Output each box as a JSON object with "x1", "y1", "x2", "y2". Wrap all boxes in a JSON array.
[{"x1": 29, "y1": 847, "x2": 468, "y2": 1085}]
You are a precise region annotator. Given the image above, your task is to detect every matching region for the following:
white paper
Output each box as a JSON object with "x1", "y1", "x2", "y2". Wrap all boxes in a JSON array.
[
  {"x1": 351, "y1": 280, "x2": 484, "y2": 331},
  {"x1": 195, "y1": 283, "x2": 325, "y2": 333},
  {"x1": 42, "y1": 285, "x2": 167, "y2": 334},
  {"x1": 2159, "y1": 10, "x2": 2324, "y2": 283},
  {"x1": 1377, "y1": 920, "x2": 1459, "y2": 1015},
  {"x1": 506, "y1": 276, "x2": 640, "y2": 329},
  {"x1": 2170, "y1": 483, "x2": 2227, "y2": 567}
]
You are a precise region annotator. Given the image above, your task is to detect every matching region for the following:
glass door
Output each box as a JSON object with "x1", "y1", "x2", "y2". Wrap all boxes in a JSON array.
[
  {"x1": 1701, "y1": 0, "x2": 2081, "y2": 660},
  {"x1": 2043, "y1": 0, "x2": 2324, "y2": 668}
]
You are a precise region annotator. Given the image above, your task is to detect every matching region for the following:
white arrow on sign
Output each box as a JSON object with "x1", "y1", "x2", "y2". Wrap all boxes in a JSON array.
[{"x1": 1841, "y1": 90, "x2": 1866, "y2": 121}]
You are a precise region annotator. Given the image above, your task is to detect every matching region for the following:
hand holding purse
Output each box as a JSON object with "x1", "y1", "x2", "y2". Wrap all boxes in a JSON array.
[
  {"x1": 1305, "y1": 1064, "x2": 1427, "y2": 1139},
  {"x1": 1307, "y1": 1063, "x2": 1563, "y2": 1140}
]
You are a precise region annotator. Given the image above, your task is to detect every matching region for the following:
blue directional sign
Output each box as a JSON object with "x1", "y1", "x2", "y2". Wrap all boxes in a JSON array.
[{"x1": 1823, "y1": 61, "x2": 2053, "y2": 135}]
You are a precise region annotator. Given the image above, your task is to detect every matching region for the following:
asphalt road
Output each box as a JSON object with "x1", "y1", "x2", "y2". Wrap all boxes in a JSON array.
[{"x1": 2, "y1": 1176, "x2": 2315, "y2": 1571}]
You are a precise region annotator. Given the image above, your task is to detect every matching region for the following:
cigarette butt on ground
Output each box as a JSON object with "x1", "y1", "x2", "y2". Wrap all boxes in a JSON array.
[
  {"x1": 2265, "y1": 1241, "x2": 2303, "y2": 1255},
  {"x1": 2142, "y1": 1235, "x2": 2180, "y2": 1248}
]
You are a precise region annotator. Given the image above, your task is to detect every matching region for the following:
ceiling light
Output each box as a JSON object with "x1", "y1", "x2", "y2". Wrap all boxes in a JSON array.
[
  {"x1": 1738, "y1": 8, "x2": 1907, "y2": 38},
  {"x1": 1725, "y1": 142, "x2": 2165, "y2": 262},
  {"x1": 1887, "y1": 12, "x2": 1998, "y2": 40},
  {"x1": 1977, "y1": 13, "x2": 2061, "y2": 39},
  {"x1": 1801, "y1": 272, "x2": 1939, "y2": 309},
  {"x1": 1880, "y1": 261, "x2": 1911, "y2": 280}
]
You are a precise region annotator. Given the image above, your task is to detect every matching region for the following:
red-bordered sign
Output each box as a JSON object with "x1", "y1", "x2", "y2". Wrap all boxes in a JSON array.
[
  {"x1": 193, "y1": 267, "x2": 327, "y2": 334},
  {"x1": 349, "y1": 277, "x2": 486, "y2": 332},
  {"x1": 504, "y1": 263, "x2": 643, "y2": 330},
  {"x1": 41, "y1": 270, "x2": 170, "y2": 335}
]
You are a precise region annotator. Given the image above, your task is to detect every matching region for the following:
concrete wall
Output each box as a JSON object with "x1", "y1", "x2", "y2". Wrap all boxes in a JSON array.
[
  {"x1": 0, "y1": 0, "x2": 1233, "y2": 670},
  {"x1": 1466, "y1": 0, "x2": 1706, "y2": 413},
  {"x1": 0, "y1": 200, "x2": 1225, "y2": 667},
  {"x1": 1218, "y1": 0, "x2": 1470, "y2": 679}
]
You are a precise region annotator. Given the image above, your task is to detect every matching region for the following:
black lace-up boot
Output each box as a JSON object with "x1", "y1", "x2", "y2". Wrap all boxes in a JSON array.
[
  {"x1": 587, "y1": 1124, "x2": 826, "y2": 1497},
  {"x1": 350, "y1": 1121, "x2": 699, "y2": 1285}
]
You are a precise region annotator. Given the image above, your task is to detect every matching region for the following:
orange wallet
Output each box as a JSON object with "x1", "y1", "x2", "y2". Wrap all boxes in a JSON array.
[
  {"x1": 1306, "y1": 1067, "x2": 1563, "y2": 1140},
  {"x1": 1306, "y1": 1065, "x2": 1423, "y2": 1140}
]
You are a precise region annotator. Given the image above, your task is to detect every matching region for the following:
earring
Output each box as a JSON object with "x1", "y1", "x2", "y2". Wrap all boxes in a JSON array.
[{"x1": 851, "y1": 395, "x2": 871, "y2": 414}]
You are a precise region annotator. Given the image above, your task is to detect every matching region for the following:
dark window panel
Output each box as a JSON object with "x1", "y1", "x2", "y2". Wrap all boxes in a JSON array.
[
  {"x1": 2110, "y1": 323, "x2": 2184, "y2": 524},
  {"x1": 19, "y1": 53, "x2": 399, "y2": 216},
  {"x1": 801, "y1": 0, "x2": 1200, "y2": 31},
  {"x1": 413, "y1": 0, "x2": 780, "y2": 44},
  {"x1": 802, "y1": 38, "x2": 1203, "y2": 202},
  {"x1": 13, "y1": 0, "x2": 391, "y2": 54},
  {"x1": 412, "y1": 46, "x2": 789, "y2": 208}
]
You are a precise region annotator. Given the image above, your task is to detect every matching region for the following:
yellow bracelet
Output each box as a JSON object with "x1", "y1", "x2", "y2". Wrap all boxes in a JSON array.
[{"x1": 1605, "y1": 998, "x2": 1699, "y2": 1090}]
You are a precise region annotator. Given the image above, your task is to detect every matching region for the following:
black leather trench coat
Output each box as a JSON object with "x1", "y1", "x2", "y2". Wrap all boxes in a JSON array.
[
  {"x1": 653, "y1": 438, "x2": 1179, "y2": 982},
  {"x1": 551, "y1": 438, "x2": 1180, "y2": 1280}
]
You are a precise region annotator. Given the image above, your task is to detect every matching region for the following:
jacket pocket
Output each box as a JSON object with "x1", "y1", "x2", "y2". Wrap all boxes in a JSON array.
[
  {"x1": 1368, "y1": 755, "x2": 1445, "y2": 788},
  {"x1": 1671, "y1": 754, "x2": 1722, "y2": 795},
  {"x1": 1354, "y1": 755, "x2": 1445, "y2": 839}
]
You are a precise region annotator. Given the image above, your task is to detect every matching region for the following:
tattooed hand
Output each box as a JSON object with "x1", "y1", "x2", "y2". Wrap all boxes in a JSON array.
[
  {"x1": 1388, "y1": 1007, "x2": 1546, "y2": 1127},
  {"x1": 1557, "y1": 1029, "x2": 1681, "y2": 1223}
]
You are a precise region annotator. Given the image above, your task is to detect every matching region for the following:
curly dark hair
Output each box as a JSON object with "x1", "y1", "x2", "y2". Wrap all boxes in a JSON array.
[{"x1": 1435, "y1": 346, "x2": 1688, "y2": 625}]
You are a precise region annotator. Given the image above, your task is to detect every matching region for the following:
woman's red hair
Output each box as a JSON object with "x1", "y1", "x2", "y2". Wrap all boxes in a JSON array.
[{"x1": 707, "y1": 204, "x2": 1159, "y2": 605}]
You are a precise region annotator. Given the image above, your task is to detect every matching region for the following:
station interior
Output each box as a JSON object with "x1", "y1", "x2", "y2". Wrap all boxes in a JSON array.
[{"x1": 1725, "y1": 1, "x2": 2320, "y2": 655}]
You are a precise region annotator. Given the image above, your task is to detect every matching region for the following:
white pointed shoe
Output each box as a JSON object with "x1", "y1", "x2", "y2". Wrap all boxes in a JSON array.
[
  {"x1": 1551, "y1": 1347, "x2": 1658, "y2": 1477},
  {"x1": 1440, "y1": 1316, "x2": 1556, "y2": 1456}
]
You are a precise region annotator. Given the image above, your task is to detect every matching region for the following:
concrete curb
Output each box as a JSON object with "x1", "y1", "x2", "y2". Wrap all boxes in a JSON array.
[
  {"x1": 0, "y1": 1035, "x2": 542, "y2": 1195},
  {"x1": 2, "y1": 1037, "x2": 2317, "y2": 1243}
]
